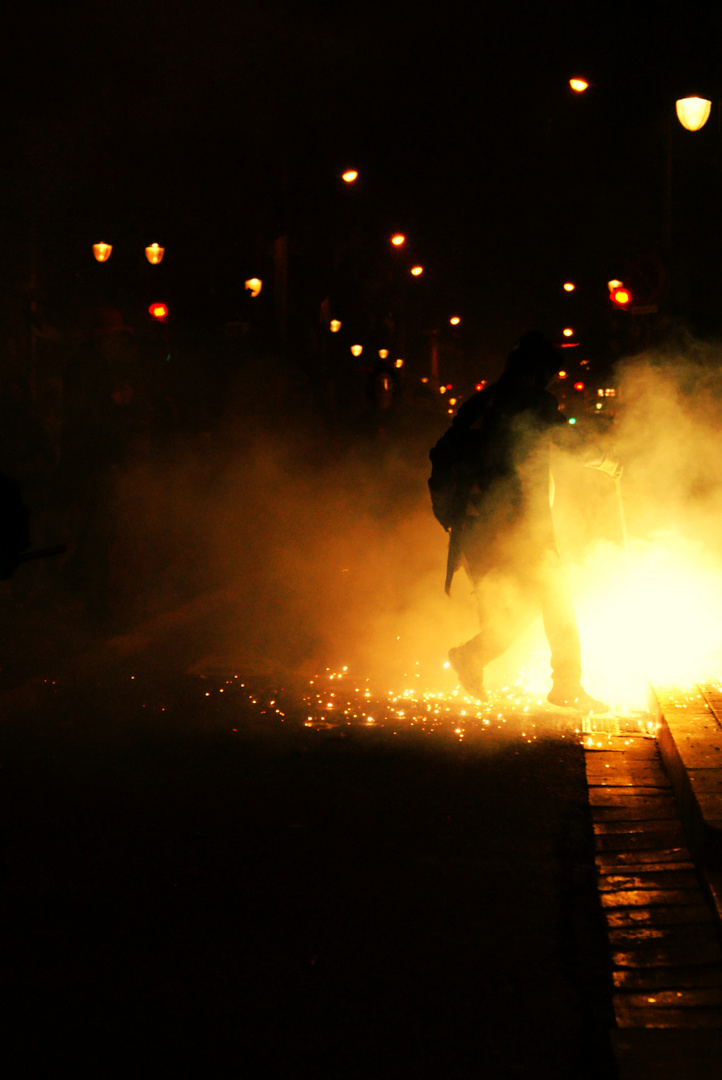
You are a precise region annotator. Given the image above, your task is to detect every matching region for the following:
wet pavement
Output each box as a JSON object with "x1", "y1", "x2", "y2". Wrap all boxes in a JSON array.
[{"x1": 1, "y1": 586, "x2": 722, "y2": 1076}]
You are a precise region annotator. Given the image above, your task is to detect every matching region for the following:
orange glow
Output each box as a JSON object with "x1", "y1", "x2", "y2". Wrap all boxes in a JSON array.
[
  {"x1": 570, "y1": 77, "x2": 589, "y2": 93},
  {"x1": 92, "y1": 242, "x2": 112, "y2": 262},
  {"x1": 475, "y1": 381, "x2": 487, "y2": 391},
  {"x1": 450, "y1": 316, "x2": 461, "y2": 325},
  {"x1": 410, "y1": 266, "x2": 423, "y2": 276},
  {"x1": 558, "y1": 370, "x2": 568, "y2": 379},
  {"x1": 342, "y1": 169, "x2": 358, "y2": 183},
  {"x1": 391, "y1": 234, "x2": 406, "y2": 246},
  {"x1": 330, "y1": 319, "x2": 342, "y2": 333},
  {"x1": 421, "y1": 376, "x2": 428, "y2": 383},
  {"x1": 394, "y1": 358, "x2": 404, "y2": 368},
  {"x1": 350, "y1": 344, "x2": 363, "y2": 356},
  {"x1": 439, "y1": 386, "x2": 447, "y2": 394},
  {"x1": 563, "y1": 282, "x2": 575, "y2": 292},
  {"x1": 378, "y1": 349, "x2": 389, "y2": 359},
  {"x1": 610, "y1": 286, "x2": 631, "y2": 306},
  {"x1": 145, "y1": 243, "x2": 165, "y2": 265},
  {"x1": 607, "y1": 279, "x2": 623, "y2": 291},
  {"x1": 245, "y1": 277, "x2": 262, "y2": 297},
  {"x1": 574, "y1": 381, "x2": 585, "y2": 391},
  {"x1": 149, "y1": 302, "x2": 168, "y2": 320},
  {"x1": 562, "y1": 328, "x2": 574, "y2": 337}
]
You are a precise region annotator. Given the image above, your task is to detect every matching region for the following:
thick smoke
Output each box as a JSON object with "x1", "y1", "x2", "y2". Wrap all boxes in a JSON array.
[{"x1": 69, "y1": 335, "x2": 722, "y2": 706}]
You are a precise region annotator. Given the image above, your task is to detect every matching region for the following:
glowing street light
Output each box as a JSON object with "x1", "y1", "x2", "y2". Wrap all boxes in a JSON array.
[
  {"x1": 378, "y1": 349, "x2": 389, "y2": 359},
  {"x1": 410, "y1": 265, "x2": 423, "y2": 276},
  {"x1": 676, "y1": 96, "x2": 712, "y2": 131},
  {"x1": 607, "y1": 279, "x2": 623, "y2": 291},
  {"x1": 330, "y1": 319, "x2": 342, "y2": 333},
  {"x1": 92, "y1": 242, "x2": 112, "y2": 262},
  {"x1": 569, "y1": 77, "x2": 589, "y2": 93},
  {"x1": 350, "y1": 344, "x2": 363, "y2": 356},
  {"x1": 245, "y1": 278, "x2": 263, "y2": 297},
  {"x1": 342, "y1": 169, "x2": 358, "y2": 183},
  {"x1": 563, "y1": 282, "x2": 575, "y2": 292},
  {"x1": 391, "y1": 234, "x2": 406, "y2": 246},
  {"x1": 562, "y1": 327, "x2": 574, "y2": 337},
  {"x1": 394, "y1": 358, "x2": 404, "y2": 368},
  {"x1": 145, "y1": 243, "x2": 165, "y2": 265},
  {"x1": 149, "y1": 302, "x2": 168, "y2": 320},
  {"x1": 450, "y1": 316, "x2": 461, "y2": 325}
]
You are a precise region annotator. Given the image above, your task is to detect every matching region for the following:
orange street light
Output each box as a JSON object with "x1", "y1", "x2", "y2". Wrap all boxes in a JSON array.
[
  {"x1": 145, "y1": 243, "x2": 165, "y2": 265},
  {"x1": 330, "y1": 319, "x2": 342, "y2": 333},
  {"x1": 350, "y1": 344, "x2": 363, "y2": 356},
  {"x1": 450, "y1": 316, "x2": 461, "y2": 325},
  {"x1": 92, "y1": 242, "x2": 112, "y2": 262},
  {"x1": 245, "y1": 278, "x2": 262, "y2": 297},
  {"x1": 378, "y1": 349, "x2": 389, "y2": 359},
  {"x1": 391, "y1": 234, "x2": 406, "y2": 246},
  {"x1": 569, "y1": 77, "x2": 589, "y2": 93},
  {"x1": 676, "y1": 97, "x2": 712, "y2": 131},
  {"x1": 563, "y1": 282, "x2": 575, "y2": 292},
  {"x1": 562, "y1": 328, "x2": 574, "y2": 337},
  {"x1": 342, "y1": 169, "x2": 358, "y2": 183},
  {"x1": 149, "y1": 302, "x2": 168, "y2": 320},
  {"x1": 394, "y1": 358, "x2": 404, "y2": 368},
  {"x1": 410, "y1": 265, "x2": 423, "y2": 276},
  {"x1": 558, "y1": 370, "x2": 568, "y2": 379},
  {"x1": 607, "y1": 279, "x2": 623, "y2": 291}
]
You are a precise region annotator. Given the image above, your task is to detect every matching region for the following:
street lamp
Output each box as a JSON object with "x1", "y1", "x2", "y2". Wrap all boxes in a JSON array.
[
  {"x1": 245, "y1": 278, "x2": 263, "y2": 297},
  {"x1": 350, "y1": 344, "x2": 363, "y2": 356},
  {"x1": 450, "y1": 316, "x2": 461, "y2": 325},
  {"x1": 410, "y1": 266, "x2": 423, "y2": 276},
  {"x1": 676, "y1": 97, "x2": 712, "y2": 132},
  {"x1": 330, "y1": 319, "x2": 342, "y2": 333},
  {"x1": 391, "y1": 234, "x2": 406, "y2": 246},
  {"x1": 92, "y1": 242, "x2": 112, "y2": 262},
  {"x1": 342, "y1": 169, "x2": 358, "y2": 183},
  {"x1": 569, "y1": 77, "x2": 589, "y2": 93},
  {"x1": 563, "y1": 282, "x2": 575, "y2": 292},
  {"x1": 145, "y1": 243, "x2": 165, "y2": 265}
]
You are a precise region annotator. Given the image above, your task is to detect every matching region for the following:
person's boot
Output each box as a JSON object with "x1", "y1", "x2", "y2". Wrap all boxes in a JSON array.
[
  {"x1": 449, "y1": 644, "x2": 486, "y2": 699},
  {"x1": 547, "y1": 683, "x2": 608, "y2": 713}
]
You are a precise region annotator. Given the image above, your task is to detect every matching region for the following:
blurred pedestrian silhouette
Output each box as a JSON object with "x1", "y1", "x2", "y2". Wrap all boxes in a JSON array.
[{"x1": 429, "y1": 331, "x2": 619, "y2": 711}]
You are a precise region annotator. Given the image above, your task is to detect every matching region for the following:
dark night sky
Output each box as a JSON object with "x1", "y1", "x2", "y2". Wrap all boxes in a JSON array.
[{"x1": 2, "y1": 1, "x2": 722, "y2": 362}]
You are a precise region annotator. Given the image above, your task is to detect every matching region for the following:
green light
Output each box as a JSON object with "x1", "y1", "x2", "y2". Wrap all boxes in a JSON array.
[
  {"x1": 568, "y1": 417, "x2": 577, "y2": 425},
  {"x1": 165, "y1": 353, "x2": 171, "y2": 362}
]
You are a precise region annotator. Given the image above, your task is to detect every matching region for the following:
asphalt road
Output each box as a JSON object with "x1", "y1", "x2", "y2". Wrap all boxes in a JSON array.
[{"x1": 0, "y1": 602, "x2": 619, "y2": 1079}]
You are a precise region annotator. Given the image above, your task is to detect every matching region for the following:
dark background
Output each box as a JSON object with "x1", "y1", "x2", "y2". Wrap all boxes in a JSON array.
[{"x1": 2, "y1": 1, "x2": 722, "y2": 399}]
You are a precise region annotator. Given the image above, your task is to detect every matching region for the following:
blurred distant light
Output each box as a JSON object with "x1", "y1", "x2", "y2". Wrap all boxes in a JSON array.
[
  {"x1": 574, "y1": 381, "x2": 585, "y2": 391},
  {"x1": 342, "y1": 169, "x2": 358, "y2": 183},
  {"x1": 676, "y1": 96, "x2": 712, "y2": 131},
  {"x1": 610, "y1": 286, "x2": 632, "y2": 307},
  {"x1": 450, "y1": 316, "x2": 461, "y2": 325},
  {"x1": 596, "y1": 402, "x2": 603, "y2": 410},
  {"x1": 562, "y1": 327, "x2": 574, "y2": 337},
  {"x1": 394, "y1": 358, "x2": 404, "y2": 368},
  {"x1": 391, "y1": 234, "x2": 406, "y2": 246},
  {"x1": 558, "y1": 370, "x2": 568, "y2": 379},
  {"x1": 568, "y1": 416, "x2": 577, "y2": 424},
  {"x1": 350, "y1": 344, "x2": 363, "y2": 356},
  {"x1": 446, "y1": 384, "x2": 453, "y2": 390},
  {"x1": 439, "y1": 386, "x2": 447, "y2": 394},
  {"x1": 330, "y1": 319, "x2": 342, "y2": 332},
  {"x1": 607, "y1": 279, "x2": 623, "y2": 291},
  {"x1": 421, "y1": 376, "x2": 428, "y2": 383},
  {"x1": 245, "y1": 277, "x2": 263, "y2": 297},
  {"x1": 378, "y1": 348, "x2": 389, "y2": 359},
  {"x1": 569, "y1": 77, "x2": 589, "y2": 93},
  {"x1": 448, "y1": 408, "x2": 454, "y2": 414},
  {"x1": 145, "y1": 243, "x2": 165, "y2": 265},
  {"x1": 92, "y1": 242, "x2": 112, "y2": 262},
  {"x1": 410, "y1": 266, "x2": 423, "y2": 276},
  {"x1": 449, "y1": 398, "x2": 457, "y2": 405},
  {"x1": 563, "y1": 282, "x2": 575, "y2": 292},
  {"x1": 475, "y1": 381, "x2": 486, "y2": 391},
  {"x1": 149, "y1": 302, "x2": 168, "y2": 320}
]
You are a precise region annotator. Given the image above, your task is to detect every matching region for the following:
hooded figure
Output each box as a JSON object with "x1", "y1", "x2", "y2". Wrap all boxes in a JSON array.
[{"x1": 429, "y1": 331, "x2": 618, "y2": 711}]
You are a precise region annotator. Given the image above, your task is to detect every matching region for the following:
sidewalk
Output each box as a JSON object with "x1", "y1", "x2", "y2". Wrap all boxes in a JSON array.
[{"x1": 653, "y1": 684, "x2": 722, "y2": 920}]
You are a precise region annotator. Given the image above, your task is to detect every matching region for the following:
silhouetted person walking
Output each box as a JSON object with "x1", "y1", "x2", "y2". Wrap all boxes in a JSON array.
[{"x1": 429, "y1": 331, "x2": 618, "y2": 711}]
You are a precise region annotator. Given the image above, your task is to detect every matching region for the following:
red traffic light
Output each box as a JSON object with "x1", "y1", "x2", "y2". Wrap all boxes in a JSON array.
[
  {"x1": 573, "y1": 381, "x2": 585, "y2": 391},
  {"x1": 610, "y1": 286, "x2": 632, "y2": 308},
  {"x1": 149, "y1": 302, "x2": 168, "y2": 321}
]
